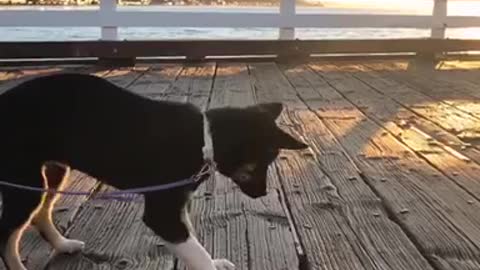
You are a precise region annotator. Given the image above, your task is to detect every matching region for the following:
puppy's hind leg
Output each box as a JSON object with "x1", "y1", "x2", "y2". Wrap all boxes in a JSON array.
[
  {"x1": 31, "y1": 162, "x2": 84, "y2": 255},
  {"x1": 0, "y1": 169, "x2": 45, "y2": 270},
  {"x1": 0, "y1": 196, "x2": 31, "y2": 270}
]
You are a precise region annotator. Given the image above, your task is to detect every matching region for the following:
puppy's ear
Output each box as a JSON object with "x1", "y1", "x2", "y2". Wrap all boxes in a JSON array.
[
  {"x1": 257, "y1": 102, "x2": 284, "y2": 120},
  {"x1": 276, "y1": 129, "x2": 308, "y2": 150}
]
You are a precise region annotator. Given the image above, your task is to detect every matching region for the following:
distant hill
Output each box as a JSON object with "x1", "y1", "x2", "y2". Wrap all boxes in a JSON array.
[
  {"x1": 0, "y1": 0, "x2": 323, "y2": 6},
  {"x1": 149, "y1": 0, "x2": 323, "y2": 6}
]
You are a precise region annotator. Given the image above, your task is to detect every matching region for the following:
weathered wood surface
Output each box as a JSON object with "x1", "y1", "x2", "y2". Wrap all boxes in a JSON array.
[
  {"x1": 306, "y1": 61, "x2": 480, "y2": 269},
  {"x1": 2, "y1": 59, "x2": 480, "y2": 270},
  {"x1": 363, "y1": 61, "x2": 480, "y2": 142},
  {"x1": 348, "y1": 62, "x2": 480, "y2": 162},
  {"x1": 342, "y1": 62, "x2": 480, "y2": 199},
  {"x1": 252, "y1": 62, "x2": 433, "y2": 270}
]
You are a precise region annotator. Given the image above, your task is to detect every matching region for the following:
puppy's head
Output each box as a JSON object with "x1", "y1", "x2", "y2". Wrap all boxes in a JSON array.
[{"x1": 207, "y1": 102, "x2": 308, "y2": 198}]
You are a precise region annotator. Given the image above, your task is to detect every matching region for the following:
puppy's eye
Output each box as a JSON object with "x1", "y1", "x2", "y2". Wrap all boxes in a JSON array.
[
  {"x1": 243, "y1": 163, "x2": 255, "y2": 172},
  {"x1": 238, "y1": 173, "x2": 250, "y2": 182}
]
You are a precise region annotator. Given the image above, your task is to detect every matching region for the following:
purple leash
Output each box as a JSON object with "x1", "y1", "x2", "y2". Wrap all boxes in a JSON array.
[{"x1": 0, "y1": 163, "x2": 213, "y2": 203}]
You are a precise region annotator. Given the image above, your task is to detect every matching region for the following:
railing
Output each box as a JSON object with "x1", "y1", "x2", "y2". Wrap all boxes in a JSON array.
[{"x1": 0, "y1": 0, "x2": 479, "y2": 41}]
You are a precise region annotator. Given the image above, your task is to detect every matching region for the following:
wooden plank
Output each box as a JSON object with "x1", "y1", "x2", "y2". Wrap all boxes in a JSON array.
[
  {"x1": 436, "y1": 61, "x2": 480, "y2": 71},
  {"x1": 339, "y1": 62, "x2": 480, "y2": 201},
  {"x1": 307, "y1": 61, "x2": 480, "y2": 270},
  {"x1": 208, "y1": 64, "x2": 254, "y2": 109},
  {"x1": 365, "y1": 61, "x2": 480, "y2": 124},
  {"x1": 128, "y1": 64, "x2": 183, "y2": 97},
  {"x1": 0, "y1": 71, "x2": 17, "y2": 87},
  {"x1": 442, "y1": 69, "x2": 480, "y2": 88},
  {"x1": 433, "y1": 61, "x2": 480, "y2": 87},
  {"x1": 352, "y1": 63, "x2": 480, "y2": 167},
  {"x1": 102, "y1": 66, "x2": 148, "y2": 88},
  {"x1": 369, "y1": 61, "x2": 480, "y2": 157},
  {"x1": 163, "y1": 63, "x2": 215, "y2": 105},
  {"x1": 251, "y1": 62, "x2": 434, "y2": 270},
  {"x1": 39, "y1": 65, "x2": 177, "y2": 270},
  {"x1": 179, "y1": 62, "x2": 300, "y2": 270},
  {"x1": 412, "y1": 66, "x2": 480, "y2": 122},
  {"x1": 2, "y1": 39, "x2": 480, "y2": 59}
]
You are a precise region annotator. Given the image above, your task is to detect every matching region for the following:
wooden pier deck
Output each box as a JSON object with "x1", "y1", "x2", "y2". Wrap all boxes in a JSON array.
[{"x1": 2, "y1": 59, "x2": 480, "y2": 270}]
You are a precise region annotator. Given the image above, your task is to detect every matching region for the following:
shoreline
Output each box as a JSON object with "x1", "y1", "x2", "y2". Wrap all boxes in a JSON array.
[{"x1": 0, "y1": 1, "x2": 325, "y2": 7}]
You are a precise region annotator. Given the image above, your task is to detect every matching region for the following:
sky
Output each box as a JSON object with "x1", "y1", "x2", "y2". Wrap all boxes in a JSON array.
[
  {"x1": 318, "y1": 0, "x2": 480, "y2": 15},
  {"x1": 313, "y1": 0, "x2": 432, "y2": 13}
]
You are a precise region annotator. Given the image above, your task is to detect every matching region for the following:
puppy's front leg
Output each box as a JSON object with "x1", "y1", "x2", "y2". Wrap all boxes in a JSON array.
[
  {"x1": 167, "y1": 234, "x2": 235, "y2": 270},
  {"x1": 143, "y1": 199, "x2": 234, "y2": 270}
]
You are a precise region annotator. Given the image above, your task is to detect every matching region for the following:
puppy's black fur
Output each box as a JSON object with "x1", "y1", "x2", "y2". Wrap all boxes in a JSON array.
[{"x1": 0, "y1": 73, "x2": 307, "y2": 267}]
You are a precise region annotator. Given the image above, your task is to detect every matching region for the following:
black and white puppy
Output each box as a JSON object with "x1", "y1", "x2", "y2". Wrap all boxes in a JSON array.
[{"x1": 0, "y1": 73, "x2": 307, "y2": 270}]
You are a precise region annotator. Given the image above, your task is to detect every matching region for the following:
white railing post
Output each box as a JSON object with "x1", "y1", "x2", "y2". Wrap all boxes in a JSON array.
[
  {"x1": 431, "y1": 0, "x2": 447, "y2": 39},
  {"x1": 279, "y1": 0, "x2": 295, "y2": 40},
  {"x1": 100, "y1": 0, "x2": 118, "y2": 40}
]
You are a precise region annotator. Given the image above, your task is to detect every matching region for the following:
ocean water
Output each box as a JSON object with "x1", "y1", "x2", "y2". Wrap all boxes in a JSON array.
[{"x1": 0, "y1": 2, "x2": 479, "y2": 41}]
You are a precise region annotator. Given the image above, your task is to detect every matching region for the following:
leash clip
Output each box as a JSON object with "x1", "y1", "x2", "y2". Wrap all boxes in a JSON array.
[{"x1": 192, "y1": 160, "x2": 216, "y2": 183}]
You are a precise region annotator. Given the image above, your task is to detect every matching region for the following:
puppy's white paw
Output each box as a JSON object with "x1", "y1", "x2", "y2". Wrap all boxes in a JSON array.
[
  {"x1": 213, "y1": 259, "x2": 235, "y2": 270},
  {"x1": 54, "y1": 238, "x2": 85, "y2": 254}
]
